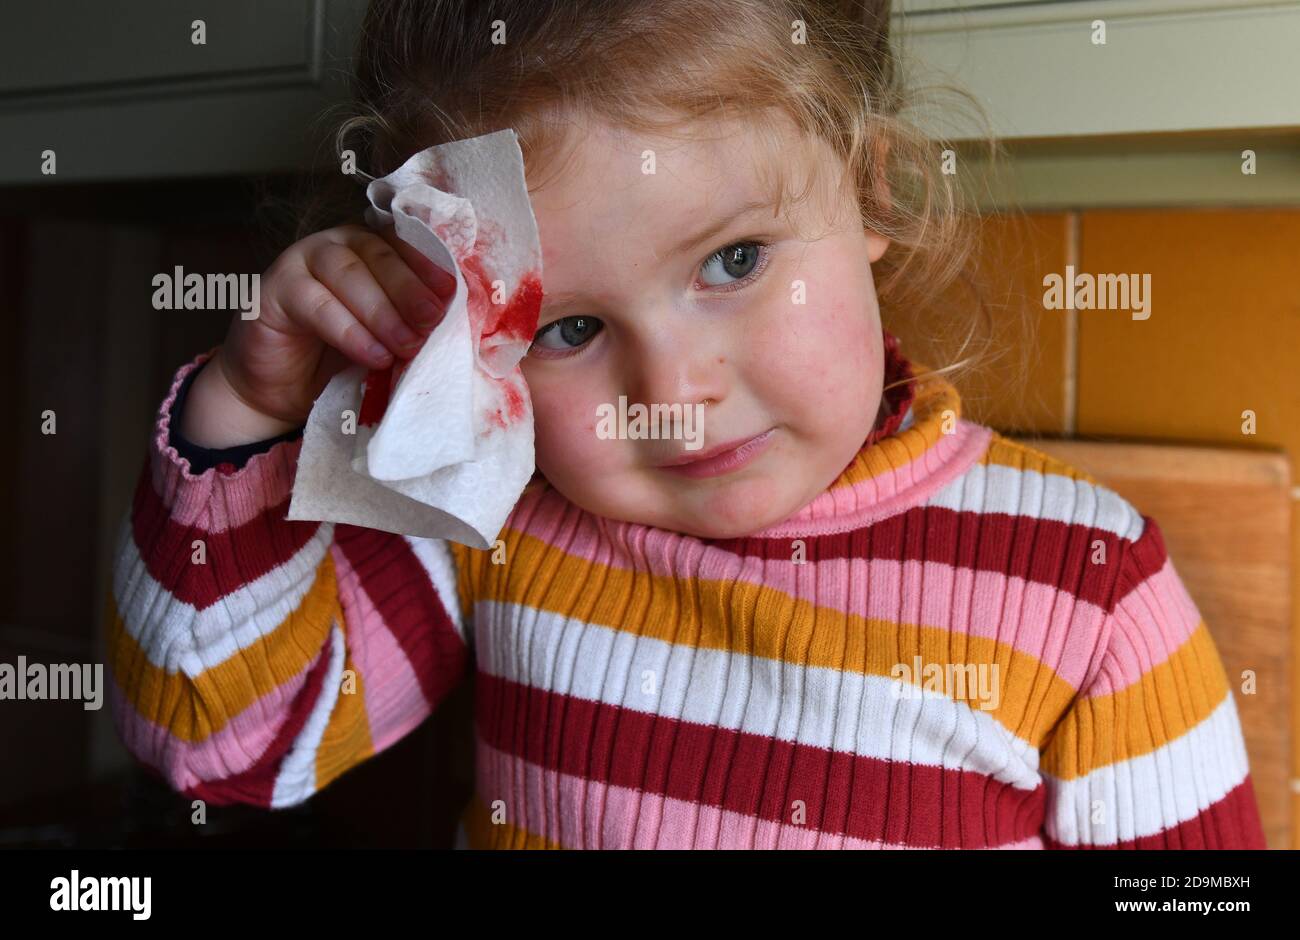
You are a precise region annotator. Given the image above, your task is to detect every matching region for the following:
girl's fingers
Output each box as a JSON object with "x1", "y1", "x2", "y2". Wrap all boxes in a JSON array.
[
  {"x1": 276, "y1": 270, "x2": 395, "y2": 369},
  {"x1": 375, "y1": 225, "x2": 458, "y2": 300},
  {"x1": 305, "y1": 240, "x2": 425, "y2": 359},
  {"x1": 351, "y1": 231, "x2": 452, "y2": 335}
]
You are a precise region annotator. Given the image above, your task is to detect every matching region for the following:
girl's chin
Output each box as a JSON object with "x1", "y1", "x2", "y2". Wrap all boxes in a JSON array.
[
  {"x1": 544, "y1": 459, "x2": 804, "y2": 537},
  {"x1": 668, "y1": 486, "x2": 802, "y2": 539}
]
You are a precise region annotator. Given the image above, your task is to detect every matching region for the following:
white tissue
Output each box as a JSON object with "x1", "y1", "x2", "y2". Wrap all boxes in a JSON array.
[{"x1": 286, "y1": 128, "x2": 543, "y2": 549}]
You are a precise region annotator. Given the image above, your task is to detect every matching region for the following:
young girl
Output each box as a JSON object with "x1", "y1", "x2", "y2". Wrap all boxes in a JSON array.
[{"x1": 107, "y1": 0, "x2": 1266, "y2": 848}]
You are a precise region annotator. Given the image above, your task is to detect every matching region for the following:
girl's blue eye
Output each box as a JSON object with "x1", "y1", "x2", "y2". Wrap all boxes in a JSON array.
[
  {"x1": 699, "y1": 241, "x2": 765, "y2": 287},
  {"x1": 528, "y1": 241, "x2": 769, "y2": 358},
  {"x1": 530, "y1": 315, "x2": 603, "y2": 352}
]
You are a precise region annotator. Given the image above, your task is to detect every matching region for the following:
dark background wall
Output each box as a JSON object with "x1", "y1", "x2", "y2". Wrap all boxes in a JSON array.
[{"x1": 0, "y1": 179, "x2": 474, "y2": 848}]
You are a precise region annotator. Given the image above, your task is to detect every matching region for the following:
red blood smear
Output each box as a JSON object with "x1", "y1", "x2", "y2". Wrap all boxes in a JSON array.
[
  {"x1": 460, "y1": 250, "x2": 542, "y2": 343},
  {"x1": 358, "y1": 364, "x2": 393, "y2": 427},
  {"x1": 357, "y1": 225, "x2": 542, "y2": 430},
  {"x1": 484, "y1": 271, "x2": 543, "y2": 343},
  {"x1": 457, "y1": 249, "x2": 541, "y2": 432},
  {"x1": 485, "y1": 376, "x2": 529, "y2": 431},
  {"x1": 502, "y1": 375, "x2": 527, "y2": 422},
  {"x1": 420, "y1": 166, "x2": 451, "y2": 191}
]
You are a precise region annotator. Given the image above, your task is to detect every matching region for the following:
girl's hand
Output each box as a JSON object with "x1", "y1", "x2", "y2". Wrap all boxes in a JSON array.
[{"x1": 187, "y1": 225, "x2": 456, "y2": 446}]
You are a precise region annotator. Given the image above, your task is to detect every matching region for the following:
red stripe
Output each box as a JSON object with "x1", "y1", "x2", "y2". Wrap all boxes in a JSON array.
[
  {"x1": 182, "y1": 640, "x2": 336, "y2": 808},
  {"x1": 1044, "y1": 778, "x2": 1267, "y2": 849},
  {"x1": 130, "y1": 462, "x2": 320, "y2": 610},
  {"x1": 1113, "y1": 514, "x2": 1168, "y2": 603},
  {"x1": 333, "y1": 525, "x2": 468, "y2": 712},
  {"x1": 705, "y1": 506, "x2": 1138, "y2": 612},
  {"x1": 475, "y1": 671, "x2": 1045, "y2": 848}
]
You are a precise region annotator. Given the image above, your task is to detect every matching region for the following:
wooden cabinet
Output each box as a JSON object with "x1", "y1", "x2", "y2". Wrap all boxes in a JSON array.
[
  {"x1": 0, "y1": 0, "x2": 368, "y2": 183},
  {"x1": 896, "y1": 0, "x2": 1300, "y2": 140}
]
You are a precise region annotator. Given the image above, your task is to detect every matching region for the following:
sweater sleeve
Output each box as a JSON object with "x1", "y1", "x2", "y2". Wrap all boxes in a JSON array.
[
  {"x1": 166, "y1": 359, "x2": 305, "y2": 474},
  {"x1": 1039, "y1": 514, "x2": 1267, "y2": 848},
  {"x1": 105, "y1": 347, "x2": 476, "y2": 808}
]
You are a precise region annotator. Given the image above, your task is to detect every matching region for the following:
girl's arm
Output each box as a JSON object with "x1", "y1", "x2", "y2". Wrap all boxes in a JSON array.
[
  {"x1": 1039, "y1": 515, "x2": 1267, "y2": 848},
  {"x1": 105, "y1": 349, "x2": 475, "y2": 808}
]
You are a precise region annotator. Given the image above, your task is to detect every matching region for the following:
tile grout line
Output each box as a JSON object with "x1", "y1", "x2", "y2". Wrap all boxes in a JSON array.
[{"x1": 1063, "y1": 212, "x2": 1080, "y2": 437}]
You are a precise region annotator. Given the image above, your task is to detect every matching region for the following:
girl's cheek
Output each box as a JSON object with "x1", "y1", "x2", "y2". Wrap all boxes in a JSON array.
[
  {"x1": 532, "y1": 388, "x2": 617, "y2": 475},
  {"x1": 758, "y1": 290, "x2": 876, "y2": 419},
  {"x1": 758, "y1": 298, "x2": 842, "y2": 376}
]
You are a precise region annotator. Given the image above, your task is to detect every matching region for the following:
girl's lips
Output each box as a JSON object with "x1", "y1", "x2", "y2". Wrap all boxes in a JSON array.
[{"x1": 657, "y1": 429, "x2": 774, "y2": 479}]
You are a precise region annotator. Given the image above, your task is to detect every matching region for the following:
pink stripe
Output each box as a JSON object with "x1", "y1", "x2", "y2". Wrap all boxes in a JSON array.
[
  {"x1": 109, "y1": 550, "x2": 435, "y2": 791},
  {"x1": 755, "y1": 421, "x2": 993, "y2": 536},
  {"x1": 107, "y1": 655, "x2": 317, "y2": 791},
  {"x1": 330, "y1": 543, "x2": 434, "y2": 751},
  {"x1": 491, "y1": 510, "x2": 1112, "y2": 686},
  {"x1": 511, "y1": 422, "x2": 991, "y2": 549},
  {"x1": 475, "y1": 738, "x2": 1037, "y2": 849},
  {"x1": 1084, "y1": 557, "x2": 1205, "y2": 698},
  {"x1": 150, "y1": 347, "x2": 306, "y2": 532}
]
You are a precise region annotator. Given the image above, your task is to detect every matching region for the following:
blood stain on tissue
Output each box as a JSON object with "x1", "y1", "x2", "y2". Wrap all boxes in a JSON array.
[
  {"x1": 481, "y1": 376, "x2": 529, "y2": 432},
  {"x1": 358, "y1": 363, "x2": 394, "y2": 427},
  {"x1": 457, "y1": 230, "x2": 542, "y2": 430},
  {"x1": 484, "y1": 271, "x2": 544, "y2": 344},
  {"x1": 477, "y1": 266, "x2": 542, "y2": 430},
  {"x1": 357, "y1": 222, "x2": 543, "y2": 431},
  {"x1": 464, "y1": 257, "x2": 543, "y2": 347},
  {"x1": 420, "y1": 167, "x2": 451, "y2": 191}
]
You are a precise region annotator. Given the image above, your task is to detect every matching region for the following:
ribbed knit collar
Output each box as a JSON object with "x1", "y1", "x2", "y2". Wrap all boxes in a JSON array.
[{"x1": 745, "y1": 329, "x2": 989, "y2": 539}]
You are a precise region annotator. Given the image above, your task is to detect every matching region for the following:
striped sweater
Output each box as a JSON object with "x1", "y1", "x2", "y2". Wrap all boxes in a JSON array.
[{"x1": 107, "y1": 336, "x2": 1267, "y2": 849}]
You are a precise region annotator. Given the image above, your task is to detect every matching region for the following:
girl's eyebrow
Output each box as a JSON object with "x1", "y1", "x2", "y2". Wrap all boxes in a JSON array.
[
  {"x1": 539, "y1": 198, "x2": 775, "y2": 315},
  {"x1": 660, "y1": 198, "x2": 773, "y2": 261},
  {"x1": 539, "y1": 289, "x2": 588, "y2": 314}
]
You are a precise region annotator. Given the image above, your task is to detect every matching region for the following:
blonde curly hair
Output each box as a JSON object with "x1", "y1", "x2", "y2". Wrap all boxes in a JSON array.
[{"x1": 293, "y1": 0, "x2": 1002, "y2": 396}]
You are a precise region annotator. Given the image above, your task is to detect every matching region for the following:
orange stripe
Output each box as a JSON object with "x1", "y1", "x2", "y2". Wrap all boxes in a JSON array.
[
  {"x1": 315, "y1": 646, "x2": 374, "y2": 791},
  {"x1": 460, "y1": 790, "x2": 561, "y2": 849},
  {"x1": 979, "y1": 432, "x2": 1101, "y2": 486},
  {"x1": 477, "y1": 531, "x2": 1079, "y2": 748},
  {"x1": 106, "y1": 552, "x2": 342, "y2": 743},
  {"x1": 1041, "y1": 622, "x2": 1230, "y2": 779},
  {"x1": 449, "y1": 540, "x2": 484, "y2": 633}
]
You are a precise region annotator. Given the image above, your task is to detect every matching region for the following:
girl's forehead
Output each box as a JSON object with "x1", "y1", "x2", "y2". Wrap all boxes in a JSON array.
[
  {"x1": 528, "y1": 109, "x2": 814, "y2": 185},
  {"x1": 528, "y1": 116, "x2": 838, "y2": 221}
]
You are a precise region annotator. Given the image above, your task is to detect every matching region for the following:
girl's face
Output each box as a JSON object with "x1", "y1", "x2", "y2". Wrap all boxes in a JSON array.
[{"x1": 520, "y1": 115, "x2": 889, "y2": 539}]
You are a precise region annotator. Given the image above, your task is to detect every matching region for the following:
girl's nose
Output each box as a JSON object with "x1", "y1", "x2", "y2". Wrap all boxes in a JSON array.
[{"x1": 625, "y1": 330, "x2": 727, "y2": 414}]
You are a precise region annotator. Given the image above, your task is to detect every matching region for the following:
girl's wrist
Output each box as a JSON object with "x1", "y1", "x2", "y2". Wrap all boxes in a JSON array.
[{"x1": 179, "y1": 352, "x2": 301, "y2": 448}]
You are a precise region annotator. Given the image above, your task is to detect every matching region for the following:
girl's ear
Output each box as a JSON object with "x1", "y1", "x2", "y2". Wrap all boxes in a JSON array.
[
  {"x1": 866, "y1": 229, "x2": 890, "y2": 264},
  {"x1": 866, "y1": 135, "x2": 891, "y2": 263}
]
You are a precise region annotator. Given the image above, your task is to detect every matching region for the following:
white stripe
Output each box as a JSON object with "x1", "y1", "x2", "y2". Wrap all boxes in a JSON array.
[
  {"x1": 1042, "y1": 693, "x2": 1251, "y2": 846},
  {"x1": 926, "y1": 461, "x2": 1146, "y2": 540},
  {"x1": 271, "y1": 621, "x2": 348, "y2": 808},
  {"x1": 403, "y1": 535, "x2": 468, "y2": 644},
  {"x1": 111, "y1": 514, "x2": 334, "y2": 676},
  {"x1": 474, "y1": 601, "x2": 1041, "y2": 790}
]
